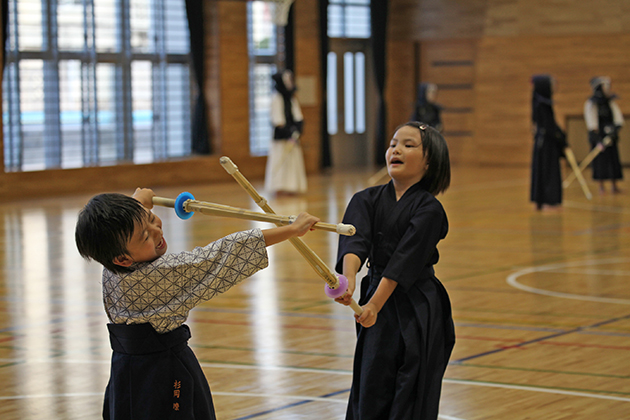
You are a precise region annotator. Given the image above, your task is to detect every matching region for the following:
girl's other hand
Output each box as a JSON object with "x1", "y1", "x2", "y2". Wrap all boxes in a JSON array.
[{"x1": 355, "y1": 302, "x2": 377, "y2": 328}]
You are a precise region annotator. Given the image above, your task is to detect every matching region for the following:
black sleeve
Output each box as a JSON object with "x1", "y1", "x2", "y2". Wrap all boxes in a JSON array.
[
  {"x1": 273, "y1": 126, "x2": 293, "y2": 140},
  {"x1": 588, "y1": 130, "x2": 600, "y2": 148},
  {"x1": 335, "y1": 190, "x2": 375, "y2": 274}
]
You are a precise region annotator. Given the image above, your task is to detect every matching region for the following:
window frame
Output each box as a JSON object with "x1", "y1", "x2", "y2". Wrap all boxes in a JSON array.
[{"x1": 3, "y1": 0, "x2": 193, "y2": 172}]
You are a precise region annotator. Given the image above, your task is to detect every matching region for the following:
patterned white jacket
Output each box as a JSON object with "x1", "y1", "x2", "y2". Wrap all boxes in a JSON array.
[{"x1": 102, "y1": 229, "x2": 268, "y2": 333}]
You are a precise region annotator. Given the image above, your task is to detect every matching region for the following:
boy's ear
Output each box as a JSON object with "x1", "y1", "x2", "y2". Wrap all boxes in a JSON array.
[{"x1": 112, "y1": 254, "x2": 134, "y2": 267}]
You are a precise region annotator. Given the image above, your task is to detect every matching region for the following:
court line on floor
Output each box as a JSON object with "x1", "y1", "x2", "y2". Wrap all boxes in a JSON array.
[
  {"x1": 563, "y1": 200, "x2": 630, "y2": 214},
  {"x1": 458, "y1": 362, "x2": 630, "y2": 380},
  {"x1": 444, "y1": 378, "x2": 630, "y2": 402},
  {"x1": 0, "y1": 389, "x2": 465, "y2": 420},
  {"x1": 229, "y1": 389, "x2": 464, "y2": 420},
  {"x1": 507, "y1": 258, "x2": 630, "y2": 305},
  {"x1": 1, "y1": 361, "x2": 627, "y2": 404},
  {"x1": 452, "y1": 312, "x2": 630, "y2": 364},
  {"x1": 0, "y1": 392, "x2": 102, "y2": 400}
]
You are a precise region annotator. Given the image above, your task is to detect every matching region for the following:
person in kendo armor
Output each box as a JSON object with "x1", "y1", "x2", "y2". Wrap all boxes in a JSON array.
[
  {"x1": 264, "y1": 69, "x2": 307, "y2": 195},
  {"x1": 530, "y1": 74, "x2": 567, "y2": 210},
  {"x1": 584, "y1": 76, "x2": 624, "y2": 194},
  {"x1": 411, "y1": 83, "x2": 443, "y2": 132}
]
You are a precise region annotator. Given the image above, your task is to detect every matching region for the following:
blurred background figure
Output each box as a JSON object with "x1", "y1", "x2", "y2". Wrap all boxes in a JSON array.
[
  {"x1": 264, "y1": 70, "x2": 307, "y2": 196},
  {"x1": 411, "y1": 82, "x2": 443, "y2": 132},
  {"x1": 584, "y1": 76, "x2": 624, "y2": 194},
  {"x1": 530, "y1": 75, "x2": 567, "y2": 211}
]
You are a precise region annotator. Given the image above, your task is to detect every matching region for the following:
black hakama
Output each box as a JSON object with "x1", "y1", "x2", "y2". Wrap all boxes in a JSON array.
[
  {"x1": 587, "y1": 100, "x2": 623, "y2": 181},
  {"x1": 103, "y1": 323, "x2": 215, "y2": 420},
  {"x1": 530, "y1": 106, "x2": 566, "y2": 208},
  {"x1": 336, "y1": 182, "x2": 455, "y2": 420}
]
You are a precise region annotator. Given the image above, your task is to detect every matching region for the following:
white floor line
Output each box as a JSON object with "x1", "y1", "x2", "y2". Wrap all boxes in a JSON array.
[
  {"x1": 2, "y1": 360, "x2": 628, "y2": 406},
  {"x1": 563, "y1": 200, "x2": 630, "y2": 214},
  {"x1": 444, "y1": 378, "x2": 630, "y2": 402},
  {"x1": 214, "y1": 391, "x2": 346, "y2": 404},
  {"x1": 507, "y1": 258, "x2": 630, "y2": 305},
  {"x1": 200, "y1": 362, "x2": 351, "y2": 375},
  {"x1": 0, "y1": 392, "x2": 102, "y2": 401}
]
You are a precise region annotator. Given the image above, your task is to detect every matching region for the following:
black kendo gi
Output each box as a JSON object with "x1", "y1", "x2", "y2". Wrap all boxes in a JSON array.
[
  {"x1": 530, "y1": 75, "x2": 567, "y2": 209},
  {"x1": 585, "y1": 79, "x2": 624, "y2": 181},
  {"x1": 411, "y1": 83, "x2": 443, "y2": 132},
  {"x1": 336, "y1": 182, "x2": 455, "y2": 420}
]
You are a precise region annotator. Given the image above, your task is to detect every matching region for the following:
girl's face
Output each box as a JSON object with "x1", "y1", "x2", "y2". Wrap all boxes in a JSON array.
[{"x1": 386, "y1": 125, "x2": 429, "y2": 185}]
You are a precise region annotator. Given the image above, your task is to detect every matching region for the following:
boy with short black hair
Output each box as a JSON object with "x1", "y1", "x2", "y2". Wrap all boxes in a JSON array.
[{"x1": 75, "y1": 188, "x2": 319, "y2": 420}]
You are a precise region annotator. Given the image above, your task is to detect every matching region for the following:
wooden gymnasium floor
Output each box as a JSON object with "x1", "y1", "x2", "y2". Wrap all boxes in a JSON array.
[{"x1": 1, "y1": 164, "x2": 629, "y2": 420}]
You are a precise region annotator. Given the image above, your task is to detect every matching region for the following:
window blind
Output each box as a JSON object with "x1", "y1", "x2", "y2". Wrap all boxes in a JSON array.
[{"x1": 3, "y1": 0, "x2": 192, "y2": 172}]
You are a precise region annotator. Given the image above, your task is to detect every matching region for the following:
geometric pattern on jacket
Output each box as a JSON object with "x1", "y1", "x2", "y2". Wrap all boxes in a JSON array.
[{"x1": 102, "y1": 228, "x2": 268, "y2": 333}]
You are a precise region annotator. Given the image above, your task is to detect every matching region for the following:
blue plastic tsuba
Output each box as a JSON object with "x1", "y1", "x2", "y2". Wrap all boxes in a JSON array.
[{"x1": 174, "y1": 192, "x2": 195, "y2": 220}]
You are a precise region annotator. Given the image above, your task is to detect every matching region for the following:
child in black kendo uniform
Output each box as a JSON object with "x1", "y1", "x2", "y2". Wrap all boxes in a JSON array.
[{"x1": 335, "y1": 122, "x2": 455, "y2": 420}]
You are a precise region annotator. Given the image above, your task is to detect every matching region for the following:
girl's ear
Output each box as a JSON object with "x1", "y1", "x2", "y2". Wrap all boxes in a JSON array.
[{"x1": 113, "y1": 254, "x2": 134, "y2": 267}]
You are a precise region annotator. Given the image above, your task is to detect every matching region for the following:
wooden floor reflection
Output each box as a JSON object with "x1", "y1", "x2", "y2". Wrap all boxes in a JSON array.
[{"x1": 1, "y1": 165, "x2": 629, "y2": 419}]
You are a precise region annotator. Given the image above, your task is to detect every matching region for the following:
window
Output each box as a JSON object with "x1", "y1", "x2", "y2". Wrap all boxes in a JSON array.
[
  {"x1": 247, "y1": 1, "x2": 279, "y2": 157},
  {"x1": 3, "y1": 0, "x2": 192, "y2": 172},
  {"x1": 328, "y1": 0, "x2": 370, "y2": 39},
  {"x1": 327, "y1": 0, "x2": 370, "y2": 135}
]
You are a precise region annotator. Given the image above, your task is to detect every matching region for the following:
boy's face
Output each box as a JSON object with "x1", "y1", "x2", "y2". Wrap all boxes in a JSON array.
[{"x1": 113, "y1": 209, "x2": 167, "y2": 267}]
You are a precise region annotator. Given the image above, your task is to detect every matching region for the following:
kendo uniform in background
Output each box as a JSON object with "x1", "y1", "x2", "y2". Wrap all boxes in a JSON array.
[
  {"x1": 411, "y1": 83, "x2": 443, "y2": 132},
  {"x1": 530, "y1": 75, "x2": 567, "y2": 210},
  {"x1": 584, "y1": 76, "x2": 624, "y2": 192},
  {"x1": 264, "y1": 70, "x2": 308, "y2": 195},
  {"x1": 336, "y1": 182, "x2": 455, "y2": 420},
  {"x1": 102, "y1": 229, "x2": 269, "y2": 420}
]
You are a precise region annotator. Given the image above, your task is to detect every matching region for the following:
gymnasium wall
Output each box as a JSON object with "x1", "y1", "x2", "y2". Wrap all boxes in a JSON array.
[
  {"x1": 387, "y1": 0, "x2": 630, "y2": 166},
  {"x1": 2, "y1": 0, "x2": 630, "y2": 198}
]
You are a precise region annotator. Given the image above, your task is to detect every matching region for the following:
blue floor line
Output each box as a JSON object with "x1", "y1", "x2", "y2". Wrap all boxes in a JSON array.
[
  {"x1": 452, "y1": 312, "x2": 630, "y2": 363},
  {"x1": 231, "y1": 388, "x2": 350, "y2": 420}
]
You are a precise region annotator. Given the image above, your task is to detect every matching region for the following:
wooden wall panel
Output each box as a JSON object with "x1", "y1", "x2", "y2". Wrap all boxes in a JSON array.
[
  {"x1": 216, "y1": 1, "x2": 252, "y2": 164},
  {"x1": 294, "y1": 0, "x2": 322, "y2": 173},
  {"x1": 438, "y1": 89, "x2": 475, "y2": 109},
  {"x1": 384, "y1": 0, "x2": 630, "y2": 166},
  {"x1": 474, "y1": 33, "x2": 630, "y2": 166},
  {"x1": 417, "y1": 39, "x2": 478, "y2": 165},
  {"x1": 385, "y1": 40, "x2": 416, "y2": 143},
  {"x1": 207, "y1": 0, "x2": 223, "y2": 154},
  {"x1": 485, "y1": 0, "x2": 630, "y2": 37},
  {"x1": 404, "y1": 0, "x2": 487, "y2": 40}
]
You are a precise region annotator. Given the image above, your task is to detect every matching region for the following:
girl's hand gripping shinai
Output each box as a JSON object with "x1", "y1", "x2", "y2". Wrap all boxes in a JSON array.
[{"x1": 336, "y1": 253, "x2": 373, "y2": 327}]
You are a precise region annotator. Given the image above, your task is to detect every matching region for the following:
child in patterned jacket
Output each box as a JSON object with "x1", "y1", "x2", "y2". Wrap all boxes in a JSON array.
[{"x1": 75, "y1": 188, "x2": 319, "y2": 420}]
